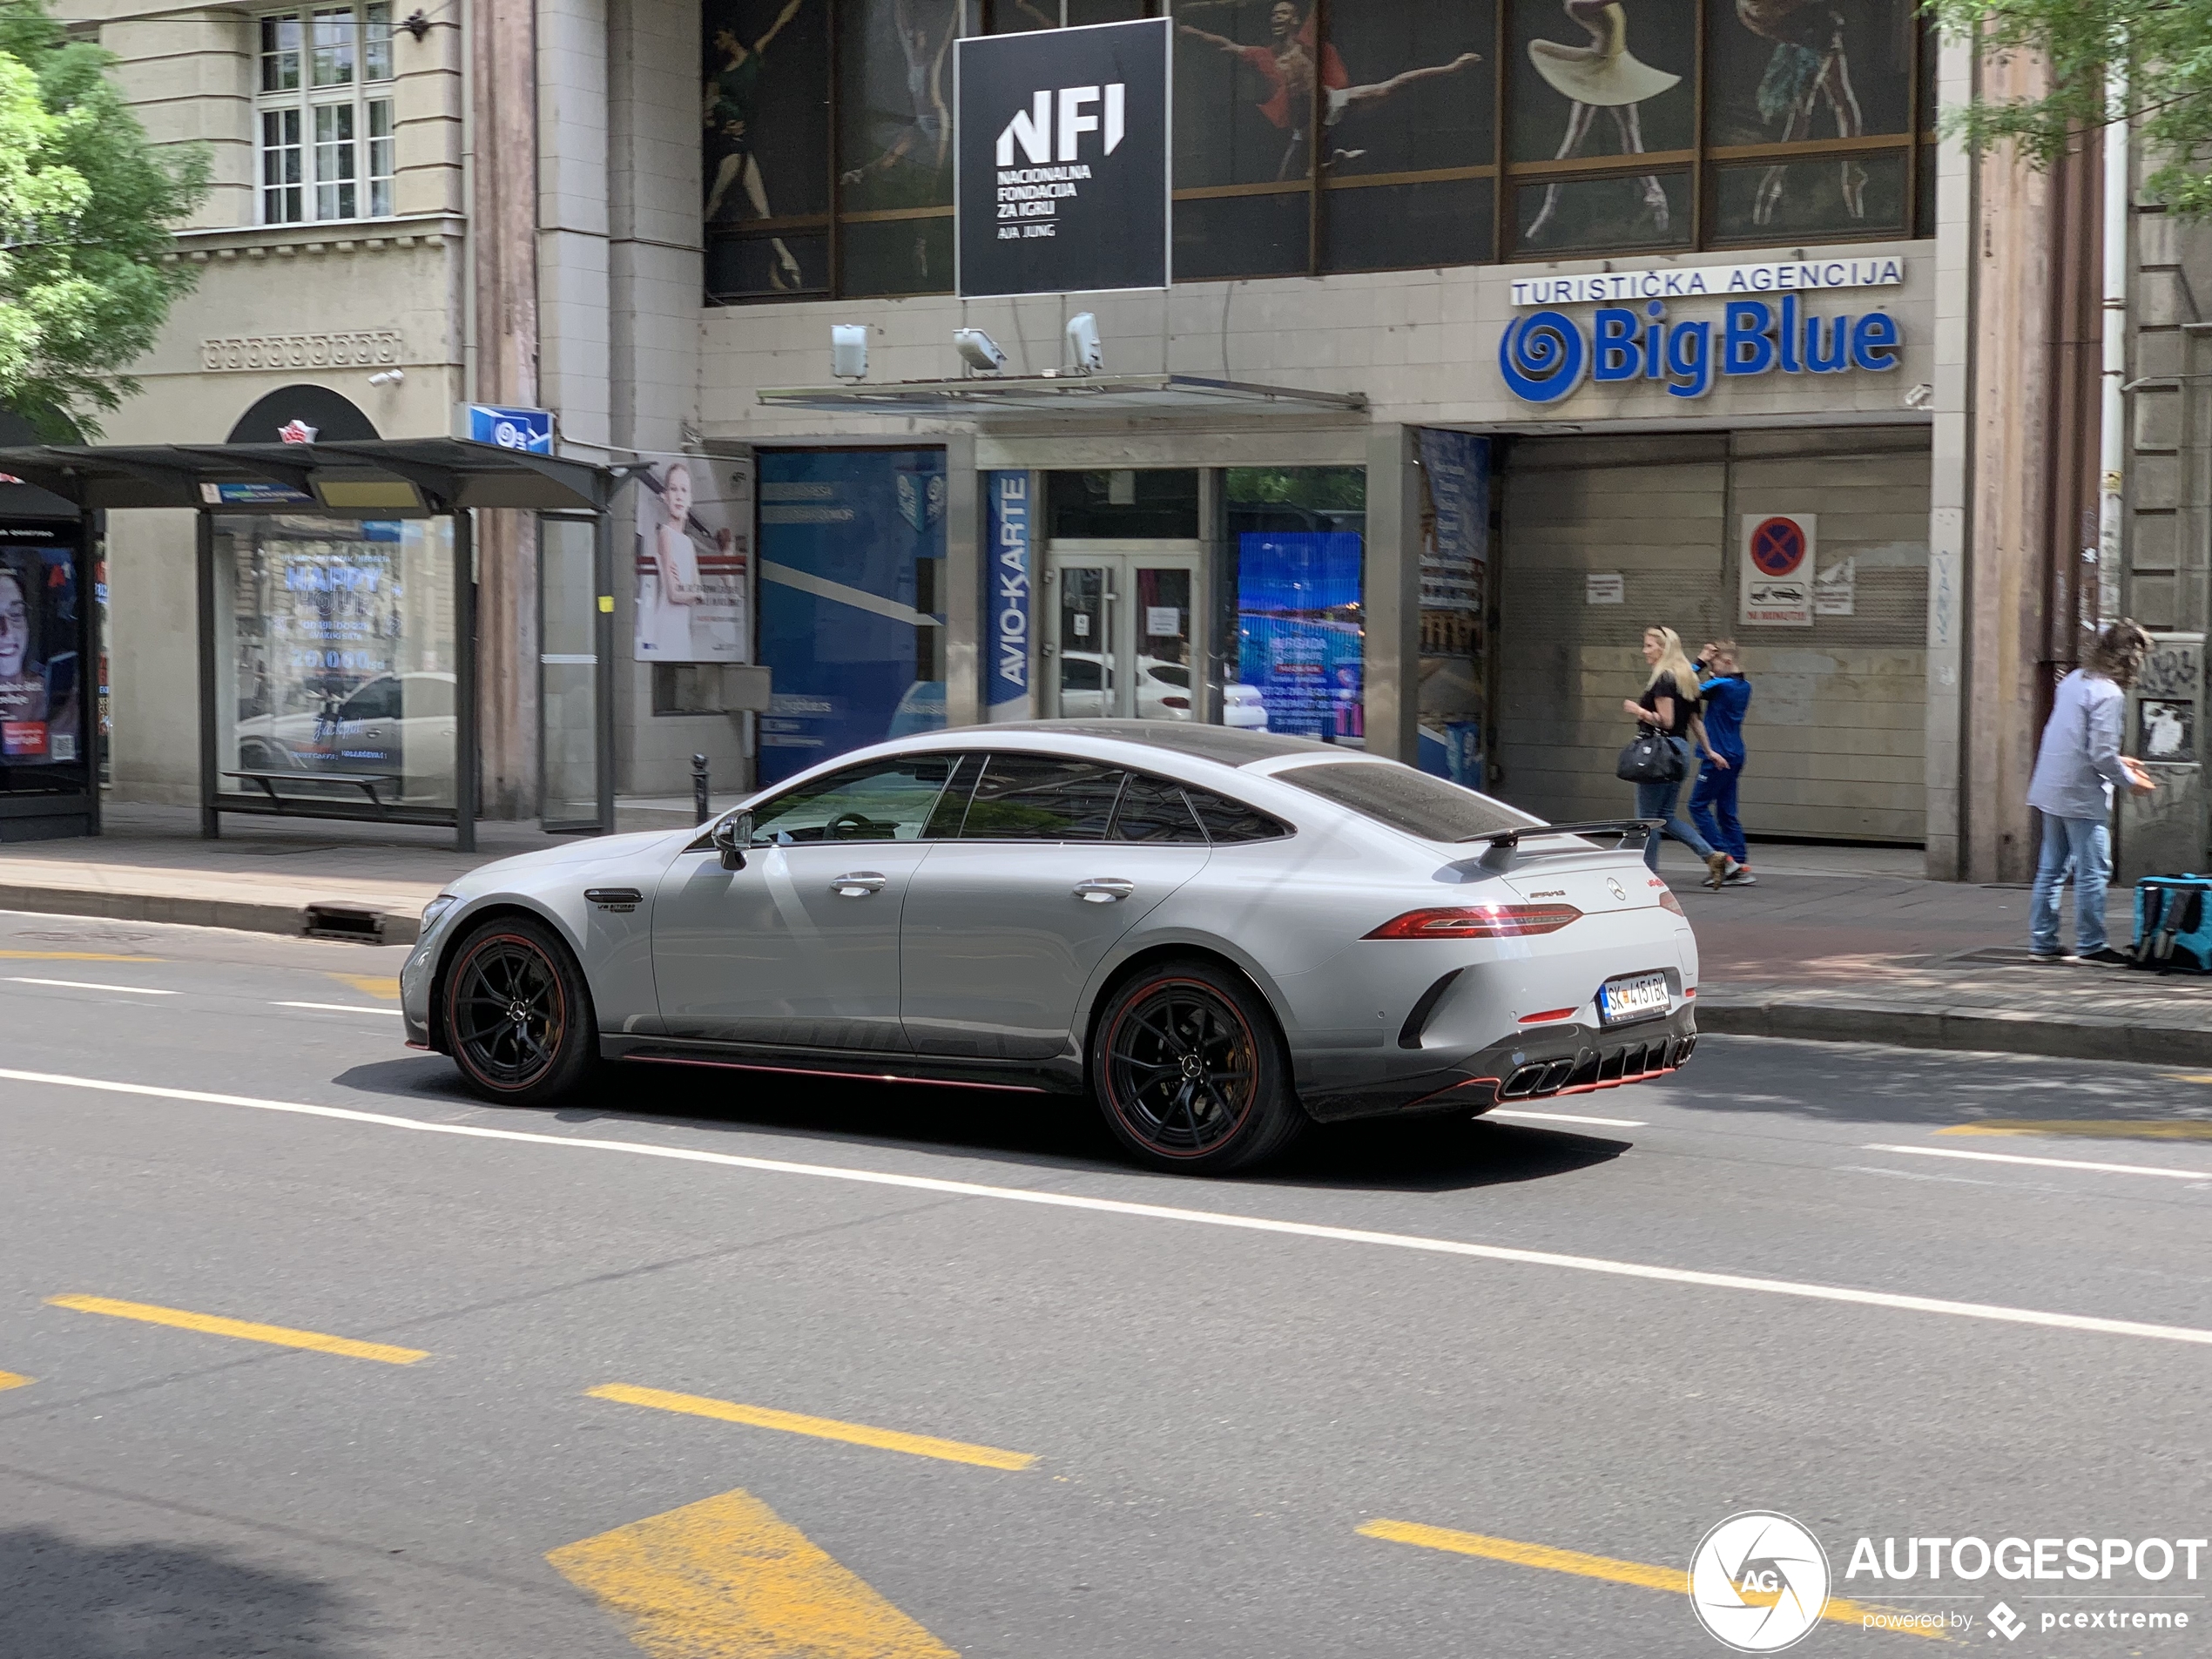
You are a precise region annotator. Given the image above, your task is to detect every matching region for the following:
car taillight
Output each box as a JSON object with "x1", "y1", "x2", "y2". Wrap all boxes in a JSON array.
[
  {"x1": 1658, "y1": 889, "x2": 1685, "y2": 915},
  {"x1": 1160, "y1": 696, "x2": 1190, "y2": 710},
  {"x1": 1364, "y1": 902, "x2": 1583, "y2": 940}
]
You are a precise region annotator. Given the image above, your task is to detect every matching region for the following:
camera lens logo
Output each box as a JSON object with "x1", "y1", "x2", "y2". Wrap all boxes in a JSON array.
[
  {"x1": 1498, "y1": 309, "x2": 1588, "y2": 404},
  {"x1": 1690, "y1": 1512, "x2": 1831, "y2": 1652}
]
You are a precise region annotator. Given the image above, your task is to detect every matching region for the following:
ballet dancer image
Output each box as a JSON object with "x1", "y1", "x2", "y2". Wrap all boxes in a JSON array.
[
  {"x1": 1736, "y1": 0, "x2": 1865, "y2": 225},
  {"x1": 1177, "y1": 2, "x2": 1480, "y2": 180},
  {"x1": 1521, "y1": 0, "x2": 1681, "y2": 244},
  {"x1": 840, "y1": 0, "x2": 956, "y2": 188},
  {"x1": 704, "y1": 0, "x2": 810, "y2": 291}
]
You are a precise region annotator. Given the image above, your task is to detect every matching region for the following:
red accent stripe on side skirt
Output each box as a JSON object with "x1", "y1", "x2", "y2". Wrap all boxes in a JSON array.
[{"x1": 624, "y1": 1054, "x2": 1052, "y2": 1094}]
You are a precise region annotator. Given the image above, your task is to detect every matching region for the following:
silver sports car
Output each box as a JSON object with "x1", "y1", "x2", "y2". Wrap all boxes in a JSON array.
[{"x1": 401, "y1": 722, "x2": 1699, "y2": 1172}]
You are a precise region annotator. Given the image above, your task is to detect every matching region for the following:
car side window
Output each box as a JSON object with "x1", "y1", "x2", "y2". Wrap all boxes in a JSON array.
[
  {"x1": 747, "y1": 754, "x2": 961, "y2": 845},
  {"x1": 1111, "y1": 772, "x2": 1207, "y2": 844},
  {"x1": 404, "y1": 675, "x2": 455, "y2": 718},
  {"x1": 1184, "y1": 786, "x2": 1290, "y2": 844},
  {"x1": 342, "y1": 677, "x2": 401, "y2": 722},
  {"x1": 959, "y1": 752, "x2": 1126, "y2": 841}
]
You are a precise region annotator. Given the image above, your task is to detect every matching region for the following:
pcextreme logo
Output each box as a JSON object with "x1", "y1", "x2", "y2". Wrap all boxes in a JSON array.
[{"x1": 1690, "y1": 1512, "x2": 1831, "y2": 1653}]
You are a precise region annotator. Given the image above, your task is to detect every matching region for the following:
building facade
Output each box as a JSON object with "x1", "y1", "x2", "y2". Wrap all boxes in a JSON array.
[{"x1": 53, "y1": 0, "x2": 2187, "y2": 880}]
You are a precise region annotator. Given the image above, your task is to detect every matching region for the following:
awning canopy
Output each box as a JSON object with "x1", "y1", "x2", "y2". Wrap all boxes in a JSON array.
[
  {"x1": 757, "y1": 372, "x2": 1368, "y2": 420},
  {"x1": 0, "y1": 436, "x2": 612, "y2": 514}
]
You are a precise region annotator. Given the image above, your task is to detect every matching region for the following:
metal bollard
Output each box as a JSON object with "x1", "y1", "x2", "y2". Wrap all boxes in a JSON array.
[{"x1": 691, "y1": 753, "x2": 711, "y2": 826}]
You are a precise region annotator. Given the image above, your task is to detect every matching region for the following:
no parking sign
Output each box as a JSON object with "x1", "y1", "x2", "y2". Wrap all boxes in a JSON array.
[{"x1": 1741, "y1": 513, "x2": 1816, "y2": 627}]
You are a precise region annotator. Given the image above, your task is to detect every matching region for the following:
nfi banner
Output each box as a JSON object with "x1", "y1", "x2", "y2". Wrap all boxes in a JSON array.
[
  {"x1": 1498, "y1": 295, "x2": 1901, "y2": 404},
  {"x1": 985, "y1": 471, "x2": 1034, "y2": 720},
  {"x1": 955, "y1": 18, "x2": 1170, "y2": 298}
]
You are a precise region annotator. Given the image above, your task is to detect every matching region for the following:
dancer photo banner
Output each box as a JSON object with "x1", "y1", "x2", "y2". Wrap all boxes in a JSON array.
[{"x1": 955, "y1": 17, "x2": 1170, "y2": 298}]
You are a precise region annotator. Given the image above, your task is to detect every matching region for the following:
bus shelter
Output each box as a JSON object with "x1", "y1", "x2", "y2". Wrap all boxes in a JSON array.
[{"x1": 0, "y1": 437, "x2": 616, "y2": 851}]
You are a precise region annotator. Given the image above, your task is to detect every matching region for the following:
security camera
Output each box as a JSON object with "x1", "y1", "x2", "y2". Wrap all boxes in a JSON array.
[
  {"x1": 367, "y1": 368, "x2": 405, "y2": 387},
  {"x1": 831, "y1": 323, "x2": 868, "y2": 381},
  {"x1": 954, "y1": 328, "x2": 1008, "y2": 373},
  {"x1": 1902, "y1": 381, "x2": 1933, "y2": 410},
  {"x1": 1065, "y1": 312, "x2": 1103, "y2": 374}
]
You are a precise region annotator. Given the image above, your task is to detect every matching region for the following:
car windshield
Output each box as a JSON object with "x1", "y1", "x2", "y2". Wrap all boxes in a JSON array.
[{"x1": 1272, "y1": 760, "x2": 1541, "y2": 843}]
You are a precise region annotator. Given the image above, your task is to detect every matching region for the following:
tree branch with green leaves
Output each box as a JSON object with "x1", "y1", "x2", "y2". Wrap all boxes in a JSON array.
[
  {"x1": 1925, "y1": 0, "x2": 2212, "y2": 215},
  {"x1": 0, "y1": 0, "x2": 207, "y2": 438}
]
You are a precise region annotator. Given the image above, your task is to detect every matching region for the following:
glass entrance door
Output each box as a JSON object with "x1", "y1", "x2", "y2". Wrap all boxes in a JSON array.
[
  {"x1": 539, "y1": 513, "x2": 610, "y2": 832},
  {"x1": 1043, "y1": 544, "x2": 1203, "y2": 723}
]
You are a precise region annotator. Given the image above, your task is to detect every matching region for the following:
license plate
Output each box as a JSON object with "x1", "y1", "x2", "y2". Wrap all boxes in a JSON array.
[{"x1": 1597, "y1": 970, "x2": 1669, "y2": 1027}]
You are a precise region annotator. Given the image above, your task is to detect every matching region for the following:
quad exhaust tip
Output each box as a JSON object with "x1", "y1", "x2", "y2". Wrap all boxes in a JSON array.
[{"x1": 1499, "y1": 1034, "x2": 1693, "y2": 1101}]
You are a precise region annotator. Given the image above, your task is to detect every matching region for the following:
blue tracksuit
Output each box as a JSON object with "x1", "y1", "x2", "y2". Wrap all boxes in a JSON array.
[{"x1": 1689, "y1": 671, "x2": 1751, "y2": 863}]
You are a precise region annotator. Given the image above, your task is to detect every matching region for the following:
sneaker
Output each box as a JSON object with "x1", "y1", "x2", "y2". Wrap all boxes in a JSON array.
[
  {"x1": 1703, "y1": 851, "x2": 1733, "y2": 889},
  {"x1": 2027, "y1": 948, "x2": 2074, "y2": 963},
  {"x1": 1723, "y1": 865, "x2": 1757, "y2": 887},
  {"x1": 2075, "y1": 947, "x2": 2133, "y2": 968}
]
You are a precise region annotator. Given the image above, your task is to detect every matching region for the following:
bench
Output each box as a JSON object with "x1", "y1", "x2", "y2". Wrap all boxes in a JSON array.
[{"x1": 223, "y1": 769, "x2": 405, "y2": 817}]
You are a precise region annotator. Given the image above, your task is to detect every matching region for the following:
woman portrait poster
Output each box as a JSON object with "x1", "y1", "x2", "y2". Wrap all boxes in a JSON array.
[
  {"x1": 632, "y1": 461, "x2": 752, "y2": 665},
  {"x1": 0, "y1": 550, "x2": 81, "y2": 762}
]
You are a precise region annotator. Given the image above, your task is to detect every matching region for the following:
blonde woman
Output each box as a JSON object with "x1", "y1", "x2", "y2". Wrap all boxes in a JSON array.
[
  {"x1": 638, "y1": 462, "x2": 705, "y2": 660},
  {"x1": 1620, "y1": 625, "x2": 1733, "y2": 886}
]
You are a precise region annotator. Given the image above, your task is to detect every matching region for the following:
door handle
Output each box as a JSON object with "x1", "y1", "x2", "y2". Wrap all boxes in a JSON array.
[
  {"x1": 1074, "y1": 877, "x2": 1135, "y2": 903},
  {"x1": 830, "y1": 872, "x2": 888, "y2": 897}
]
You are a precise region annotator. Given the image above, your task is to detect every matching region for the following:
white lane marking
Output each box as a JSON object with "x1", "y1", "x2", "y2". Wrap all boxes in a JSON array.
[
  {"x1": 5, "y1": 978, "x2": 178, "y2": 996},
  {"x1": 3, "y1": 1065, "x2": 2209, "y2": 1349},
  {"x1": 1864, "y1": 1143, "x2": 2212, "y2": 1183},
  {"x1": 273, "y1": 1001, "x2": 405, "y2": 1016},
  {"x1": 1487, "y1": 1109, "x2": 1647, "y2": 1129}
]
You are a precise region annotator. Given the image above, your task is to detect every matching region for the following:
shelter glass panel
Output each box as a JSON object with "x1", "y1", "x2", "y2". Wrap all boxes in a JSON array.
[
  {"x1": 213, "y1": 515, "x2": 458, "y2": 810},
  {"x1": 0, "y1": 532, "x2": 90, "y2": 793}
]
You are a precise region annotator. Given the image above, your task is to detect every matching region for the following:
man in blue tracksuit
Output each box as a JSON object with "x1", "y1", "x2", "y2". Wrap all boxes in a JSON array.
[{"x1": 1689, "y1": 640, "x2": 1754, "y2": 887}]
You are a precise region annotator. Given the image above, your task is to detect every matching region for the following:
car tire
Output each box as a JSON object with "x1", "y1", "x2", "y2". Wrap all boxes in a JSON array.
[
  {"x1": 1089, "y1": 957, "x2": 1304, "y2": 1174},
  {"x1": 442, "y1": 915, "x2": 598, "y2": 1107}
]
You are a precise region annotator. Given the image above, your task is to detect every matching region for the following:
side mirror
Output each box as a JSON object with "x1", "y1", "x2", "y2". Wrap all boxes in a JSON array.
[{"x1": 711, "y1": 812, "x2": 754, "y2": 871}]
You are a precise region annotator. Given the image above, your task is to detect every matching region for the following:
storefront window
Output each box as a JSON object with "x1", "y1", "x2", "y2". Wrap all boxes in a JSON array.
[
  {"x1": 1224, "y1": 467, "x2": 1365, "y2": 745},
  {"x1": 212, "y1": 516, "x2": 457, "y2": 809},
  {"x1": 756, "y1": 450, "x2": 948, "y2": 785},
  {"x1": 704, "y1": 1, "x2": 1932, "y2": 303},
  {"x1": 0, "y1": 533, "x2": 89, "y2": 790},
  {"x1": 703, "y1": 0, "x2": 833, "y2": 301}
]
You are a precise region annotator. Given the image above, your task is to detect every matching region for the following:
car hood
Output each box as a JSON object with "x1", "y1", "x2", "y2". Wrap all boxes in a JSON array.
[{"x1": 449, "y1": 827, "x2": 691, "y2": 894}]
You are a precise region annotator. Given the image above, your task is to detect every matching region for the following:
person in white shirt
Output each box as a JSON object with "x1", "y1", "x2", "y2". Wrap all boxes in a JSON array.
[{"x1": 2026, "y1": 621, "x2": 2155, "y2": 964}]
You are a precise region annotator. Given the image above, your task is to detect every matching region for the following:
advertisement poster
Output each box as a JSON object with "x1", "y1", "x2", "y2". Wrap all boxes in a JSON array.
[
  {"x1": 1740, "y1": 512, "x2": 1816, "y2": 627},
  {"x1": 757, "y1": 449, "x2": 947, "y2": 785},
  {"x1": 0, "y1": 539, "x2": 80, "y2": 765},
  {"x1": 955, "y1": 17, "x2": 1171, "y2": 297},
  {"x1": 634, "y1": 457, "x2": 751, "y2": 663},
  {"x1": 1414, "y1": 429, "x2": 1489, "y2": 783},
  {"x1": 1235, "y1": 530, "x2": 1364, "y2": 743},
  {"x1": 221, "y1": 518, "x2": 458, "y2": 806},
  {"x1": 985, "y1": 470, "x2": 1033, "y2": 720}
]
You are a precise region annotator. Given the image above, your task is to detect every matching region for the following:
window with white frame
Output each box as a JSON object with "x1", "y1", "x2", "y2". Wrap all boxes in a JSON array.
[{"x1": 257, "y1": 3, "x2": 395, "y2": 226}]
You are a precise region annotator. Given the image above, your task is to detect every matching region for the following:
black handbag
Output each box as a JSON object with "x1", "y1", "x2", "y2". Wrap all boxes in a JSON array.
[{"x1": 1616, "y1": 726, "x2": 1683, "y2": 785}]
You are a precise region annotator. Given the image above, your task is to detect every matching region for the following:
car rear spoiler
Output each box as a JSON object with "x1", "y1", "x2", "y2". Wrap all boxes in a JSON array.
[{"x1": 1466, "y1": 819, "x2": 1660, "y2": 874}]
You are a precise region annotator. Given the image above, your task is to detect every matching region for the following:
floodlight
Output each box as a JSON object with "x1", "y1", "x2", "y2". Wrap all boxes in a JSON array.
[
  {"x1": 1066, "y1": 312, "x2": 1103, "y2": 374},
  {"x1": 954, "y1": 328, "x2": 1008, "y2": 373},
  {"x1": 831, "y1": 324, "x2": 869, "y2": 381}
]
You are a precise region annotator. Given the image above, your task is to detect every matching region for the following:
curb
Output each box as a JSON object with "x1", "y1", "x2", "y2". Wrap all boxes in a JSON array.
[
  {"x1": 0, "y1": 882, "x2": 421, "y2": 947},
  {"x1": 1697, "y1": 998, "x2": 2212, "y2": 1067}
]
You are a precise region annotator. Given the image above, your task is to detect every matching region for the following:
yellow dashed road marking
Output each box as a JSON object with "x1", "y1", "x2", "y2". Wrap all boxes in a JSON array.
[
  {"x1": 328, "y1": 973, "x2": 401, "y2": 1001},
  {"x1": 47, "y1": 1295, "x2": 428, "y2": 1365},
  {"x1": 589, "y1": 1383, "x2": 1035, "y2": 1471}
]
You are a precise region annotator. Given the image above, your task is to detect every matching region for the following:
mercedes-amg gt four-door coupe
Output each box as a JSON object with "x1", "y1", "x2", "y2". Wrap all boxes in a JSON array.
[{"x1": 401, "y1": 722, "x2": 1698, "y2": 1172}]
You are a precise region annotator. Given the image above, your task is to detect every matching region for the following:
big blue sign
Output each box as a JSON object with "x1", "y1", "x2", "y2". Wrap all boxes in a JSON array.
[
  {"x1": 1498, "y1": 296, "x2": 1900, "y2": 405},
  {"x1": 985, "y1": 471, "x2": 1032, "y2": 718}
]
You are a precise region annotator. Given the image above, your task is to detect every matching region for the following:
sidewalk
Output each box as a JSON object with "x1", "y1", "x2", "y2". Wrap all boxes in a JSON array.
[
  {"x1": 1667, "y1": 843, "x2": 2212, "y2": 1065},
  {"x1": 0, "y1": 806, "x2": 2202, "y2": 1063}
]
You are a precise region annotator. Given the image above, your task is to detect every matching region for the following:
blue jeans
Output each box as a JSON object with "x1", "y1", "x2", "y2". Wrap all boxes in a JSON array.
[
  {"x1": 2029, "y1": 813, "x2": 2111, "y2": 955},
  {"x1": 1689, "y1": 756, "x2": 1747, "y2": 864},
  {"x1": 1634, "y1": 737, "x2": 1716, "y2": 873}
]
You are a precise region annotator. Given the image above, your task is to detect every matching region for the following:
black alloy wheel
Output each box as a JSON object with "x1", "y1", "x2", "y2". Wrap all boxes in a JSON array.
[
  {"x1": 1091, "y1": 959, "x2": 1303, "y2": 1174},
  {"x1": 442, "y1": 917, "x2": 598, "y2": 1106}
]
